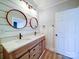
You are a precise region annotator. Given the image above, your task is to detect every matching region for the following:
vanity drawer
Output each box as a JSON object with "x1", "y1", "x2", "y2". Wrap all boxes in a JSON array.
[
  {"x1": 30, "y1": 43, "x2": 41, "y2": 59},
  {"x1": 30, "y1": 43, "x2": 40, "y2": 55},
  {"x1": 12, "y1": 45, "x2": 29, "y2": 58},
  {"x1": 19, "y1": 52, "x2": 29, "y2": 59},
  {"x1": 30, "y1": 49, "x2": 41, "y2": 59},
  {"x1": 28, "y1": 39, "x2": 40, "y2": 49},
  {"x1": 30, "y1": 53, "x2": 37, "y2": 59},
  {"x1": 30, "y1": 47, "x2": 36, "y2": 56}
]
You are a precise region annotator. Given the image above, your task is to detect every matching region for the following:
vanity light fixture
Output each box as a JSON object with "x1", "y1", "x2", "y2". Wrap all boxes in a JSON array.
[
  {"x1": 20, "y1": 0, "x2": 33, "y2": 9},
  {"x1": 20, "y1": 0, "x2": 28, "y2": 4},
  {"x1": 28, "y1": 5, "x2": 32, "y2": 9}
]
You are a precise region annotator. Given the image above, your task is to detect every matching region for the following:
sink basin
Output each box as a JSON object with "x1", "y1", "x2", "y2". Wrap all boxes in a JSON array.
[
  {"x1": 15, "y1": 39, "x2": 31, "y2": 44},
  {"x1": 1, "y1": 39, "x2": 32, "y2": 53}
]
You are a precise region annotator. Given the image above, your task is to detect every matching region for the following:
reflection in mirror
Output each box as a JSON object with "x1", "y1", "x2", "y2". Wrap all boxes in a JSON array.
[
  {"x1": 12, "y1": 17, "x2": 26, "y2": 28},
  {"x1": 6, "y1": 9, "x2": 27, "y2": 29}
]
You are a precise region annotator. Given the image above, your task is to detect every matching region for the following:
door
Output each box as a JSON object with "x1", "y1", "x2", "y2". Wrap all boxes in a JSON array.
[{"x1": 55, "y1": 8, "x2": 78, "y2": 58}]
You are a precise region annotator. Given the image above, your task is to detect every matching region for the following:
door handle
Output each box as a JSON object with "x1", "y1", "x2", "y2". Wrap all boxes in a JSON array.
[{"x1": 55, "y1": 34, "x2": 58, "y2": 36}]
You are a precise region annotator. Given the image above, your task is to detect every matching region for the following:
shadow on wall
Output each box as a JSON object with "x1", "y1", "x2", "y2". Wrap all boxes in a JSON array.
[{"x1": 62, "y1": 55, "x2": 72, "y2": 59}]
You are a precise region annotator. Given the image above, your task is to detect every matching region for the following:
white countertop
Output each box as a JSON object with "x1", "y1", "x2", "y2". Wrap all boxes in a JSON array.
[{"x1": 1, "y1": 34, "x2": 45, "y2": 53}]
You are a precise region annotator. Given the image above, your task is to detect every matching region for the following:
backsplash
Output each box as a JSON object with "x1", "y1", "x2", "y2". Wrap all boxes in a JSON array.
[{"x1": 0, "y1": 0, "x2": 39, "y2": 42}]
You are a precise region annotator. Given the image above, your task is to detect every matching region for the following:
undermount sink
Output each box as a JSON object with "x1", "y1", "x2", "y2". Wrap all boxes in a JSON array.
[
  {"x1": 1, "y1": 38, "x2": 32, "y2": 53},
  {"x1": 1, "y1": 33, "x2": 45, "y2": 53},
  {"x1": 15, "y1": 39, "x2": 31, "y2": 44}
]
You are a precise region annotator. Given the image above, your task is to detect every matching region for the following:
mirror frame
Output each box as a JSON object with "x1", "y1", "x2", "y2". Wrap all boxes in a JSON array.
[
  {"x1": 30, "y1": 17, "x2": 38, "y2": 29},
  {"x1": 6, "y1": 9, "x2": 27, "y2": 29}
]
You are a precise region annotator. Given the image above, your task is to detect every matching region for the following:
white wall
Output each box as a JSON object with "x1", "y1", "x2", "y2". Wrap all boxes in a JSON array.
[
  {"x1": 38, "y1": 8, "x2": 55, "y2": 51},
  {"x1": 38, "y1": 0, "x2": 79, "y2": 52},
  {"x1": 0, "y1": 0, "x2": 39, "y2": 42}
]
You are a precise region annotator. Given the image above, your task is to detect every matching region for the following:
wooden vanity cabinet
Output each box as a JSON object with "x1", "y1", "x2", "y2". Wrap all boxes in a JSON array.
[
  {"x1": 11, "y1": 45, "x2": 29, "y2": 59},
  {"x1": 0, "y1": 45, "x2": 3, "y2": 59},
  {"x1": 29, "y1": 36, "x2": 45, "y2": 59},
  {"x1": 30, "y1": 43, "x2": 42, "y2": 59},
  {"x1": 19, "y1": 52, "x2": 29, "y2": 59},
  {"x1": 41, "y1": 39, "x2": 45, "y2": 53},
  {"x1": 3, "y1": 36, "x2": 46, "y2": 59}
]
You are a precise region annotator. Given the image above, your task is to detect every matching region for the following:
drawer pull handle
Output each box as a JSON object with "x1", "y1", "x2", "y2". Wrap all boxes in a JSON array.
[
  {"x1": 33, "y1": 49, "x2": 35, "y2": 51},
  {"x1": 33, "y1": 54, "x2": 36, "y2": 57}
]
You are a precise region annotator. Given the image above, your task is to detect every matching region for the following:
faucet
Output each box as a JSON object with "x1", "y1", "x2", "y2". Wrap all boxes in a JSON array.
[
  {"x1": 19, "y1": 33, "x2": 23, "y2": 39},
  {"x1": 34, "y1": 31, "x2": 37, "y2": 36}
]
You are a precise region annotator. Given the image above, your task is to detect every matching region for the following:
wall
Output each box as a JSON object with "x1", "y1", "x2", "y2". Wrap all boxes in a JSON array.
[
  {"x1": 38, "y1": 0, "x2": 79, "y2": 52},
  {"x1": 0, "y1": 0, "x2": 39, "y2": 43},
  {"x1": 0, "y1": 0, "x2": 39, "y2": 59},
  {"x1": 39, "y1": 8, "x2": 55, "y2": 51}
]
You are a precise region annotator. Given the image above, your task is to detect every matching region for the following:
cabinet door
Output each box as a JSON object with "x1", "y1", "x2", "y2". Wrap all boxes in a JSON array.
[
  {"x1": 30, "y1": 42, "x2": 43, "y2": 59},
  {"x1": 55, "y1": 8, "x2": 76, "y2": 58},
  {"x1": 0, "y1": 53, "x2": 3, "y2": 59},
  {"x1": 41, "y1": 40, "x2": 45, "y2": 53},
  {"x1": 0, "y1": 45, "x2": 3, "y2": 59},
  {"x1": 19, "y1": 52, "x2": 29, "y2": 59}
]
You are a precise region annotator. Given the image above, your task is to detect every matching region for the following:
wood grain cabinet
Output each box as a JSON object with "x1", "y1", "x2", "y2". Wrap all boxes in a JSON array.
[
  {"x1": 0, "y1": 53, "x2": 3, "y2": 59},
  {"x1": 0, "y1": 45, "x2": 3, "y2": 59},
  {"x1": 19, "y1": 52, "x2": 29, "y2": 59},
  {"x1": 30, "y1": 43, "x2": 42, "y2": 59},
  {"x1": 3, "y1": 36, "x2": 46, "y2": 59}
]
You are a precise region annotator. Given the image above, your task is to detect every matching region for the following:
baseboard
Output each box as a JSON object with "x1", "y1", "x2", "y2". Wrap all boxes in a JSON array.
[{"x1": 46, "y1": 48, "x2": 55, "y2": 53}]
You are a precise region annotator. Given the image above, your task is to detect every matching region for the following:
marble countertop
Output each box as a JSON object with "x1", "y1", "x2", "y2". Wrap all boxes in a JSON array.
[{"x1": 1, "y1": 33, "x2": 45, "y2": 53}]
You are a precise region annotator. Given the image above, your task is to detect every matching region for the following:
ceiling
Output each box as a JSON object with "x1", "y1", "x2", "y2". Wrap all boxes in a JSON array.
[
  {"x1": 26, "y1": 0, "x2": 69, "y2": 10},
  {"x1": 28, "y1": 0, "x2": 67, "y2": 9}
]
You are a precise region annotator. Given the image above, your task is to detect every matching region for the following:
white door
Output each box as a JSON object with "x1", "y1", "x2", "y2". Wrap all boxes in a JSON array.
[{"x1": 55, "y1": 8, "x2": 79, "y2": 58}]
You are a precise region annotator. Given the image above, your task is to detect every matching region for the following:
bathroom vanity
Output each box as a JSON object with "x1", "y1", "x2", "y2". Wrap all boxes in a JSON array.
[
  {"x1": 0, "y1": 45, "x2": 3, "y2": 59},
  {"x1": 2, "y1": 34, "x2": 45, "y2": 59}
]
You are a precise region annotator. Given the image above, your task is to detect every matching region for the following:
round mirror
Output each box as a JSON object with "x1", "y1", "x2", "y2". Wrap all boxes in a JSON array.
[
  {"x1": 6, "y1": 9, "x2": 27, "y2": 29},
  {"x1": 30, "y1": 17, "x2": 38, "y2": 29}
]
